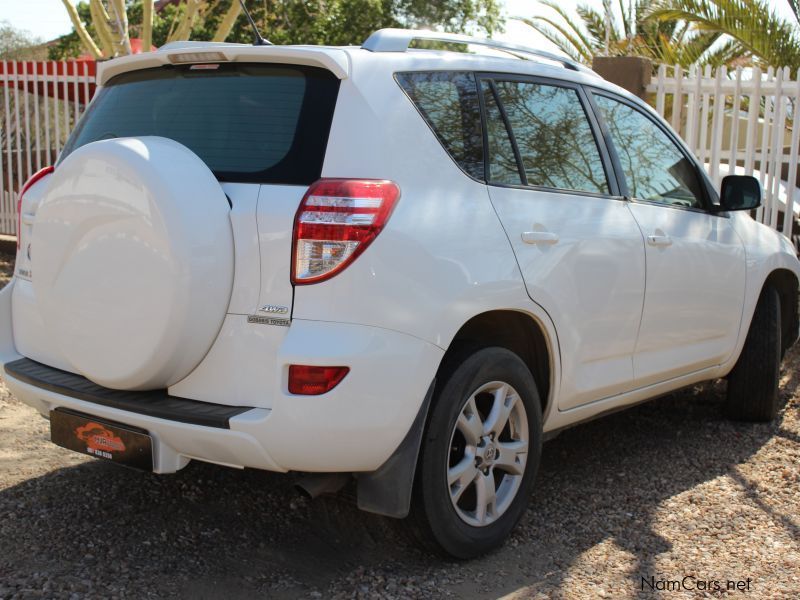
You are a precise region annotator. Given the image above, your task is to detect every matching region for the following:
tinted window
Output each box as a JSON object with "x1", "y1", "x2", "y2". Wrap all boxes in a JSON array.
[
  {"x1": 491, "y1": 81, "x2": 609, "y2": 194},
  {"x1": 482, "y1": 84, "x2": 522, "y2": 185},
  {"x1": 396, "y1": 71, "x2": 484, "y2": 179},
  {"x1": 61, "y1": 63, "x2": 340, "y2": 184},
  {"x1": 594, "y1": 94, "x2": 705, "y2": 208}
]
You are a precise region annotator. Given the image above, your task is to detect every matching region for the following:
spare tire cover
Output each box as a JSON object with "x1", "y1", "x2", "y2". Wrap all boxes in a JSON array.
[{"x1": 32, "y1": 137, "x2": 233, "y2": 390}]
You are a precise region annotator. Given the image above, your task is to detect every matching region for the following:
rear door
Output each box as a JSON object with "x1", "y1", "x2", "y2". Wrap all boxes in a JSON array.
[
  {"x1": 480, "y1": 75, "x2": 646, "y2": 410},
  {"x1": 588, "y1": 91, "x2": 746, "y2": 386}
]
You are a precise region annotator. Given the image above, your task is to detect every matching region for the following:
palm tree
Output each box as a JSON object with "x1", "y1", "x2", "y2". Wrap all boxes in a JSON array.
[
  {"x1": 788, "y1": 0, "x2": 800, "y2": 24},
  {"x1": 522, "y1": 0, "x2": 743, "y2": 67},
  {"x1": 645, "y1": 0, "x2": 800, "y2": 71}
]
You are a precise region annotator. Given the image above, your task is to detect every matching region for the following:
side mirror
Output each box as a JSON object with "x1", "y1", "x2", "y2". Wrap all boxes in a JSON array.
[{"x1": 719, "y1": 175, "x2": 761, "y2": 211}]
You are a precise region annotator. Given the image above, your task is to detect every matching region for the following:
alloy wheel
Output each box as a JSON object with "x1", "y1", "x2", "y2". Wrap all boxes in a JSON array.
[{"x1": 446, "y1": 380, "x2": 529, "y2": 527}]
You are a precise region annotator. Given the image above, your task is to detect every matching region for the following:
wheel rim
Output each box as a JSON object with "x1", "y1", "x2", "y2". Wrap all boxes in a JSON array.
[{"x1": 446, "y1": 380, "x2": 529, "y2": 527}]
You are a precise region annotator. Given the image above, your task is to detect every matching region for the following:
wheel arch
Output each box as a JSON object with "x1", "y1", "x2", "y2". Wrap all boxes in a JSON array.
[
  {"x1": 764, "y1": 268, "x2": 799, "y2": 356},
  {"x1": 437, "y1": 309, "x2": 554, "y2": 416}
]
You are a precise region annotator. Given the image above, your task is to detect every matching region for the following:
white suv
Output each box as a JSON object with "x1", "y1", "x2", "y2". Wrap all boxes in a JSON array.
[{"x1": 2, "y1": 29, "x2": 798, "y2": 558}]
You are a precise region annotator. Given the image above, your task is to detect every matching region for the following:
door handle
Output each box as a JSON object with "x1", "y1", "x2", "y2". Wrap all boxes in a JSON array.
[
  {"x1": 647, "y1": 234, "x2": 672, "y2": 247},
  {"x1": 521, "y1": 231, "x2": 559, "y2": 245}
]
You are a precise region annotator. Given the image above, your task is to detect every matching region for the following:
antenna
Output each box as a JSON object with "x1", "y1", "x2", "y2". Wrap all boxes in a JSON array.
[{"x1": 238, "y1": 0, "x2": 272, "y2": 46}]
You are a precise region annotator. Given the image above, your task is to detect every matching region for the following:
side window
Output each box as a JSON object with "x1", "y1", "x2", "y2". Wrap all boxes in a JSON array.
[
  {"x1": 396, "y1": 71, "x2": 484, "y2": 180},
  {"x1": 486, "y1": 80, "x2": 609, "y2": 194},
  {"x1": 593, "y1": 94, "x2": 705, "y2": 208}
]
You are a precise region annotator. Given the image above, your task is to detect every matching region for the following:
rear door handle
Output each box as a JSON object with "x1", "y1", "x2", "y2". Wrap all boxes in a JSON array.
[
  {"x1": 647, "y1": 234, "x2": 672, "y2": 247},
  {"x1": 521, "y1": 231, "x2": 559, "y2": 245}
]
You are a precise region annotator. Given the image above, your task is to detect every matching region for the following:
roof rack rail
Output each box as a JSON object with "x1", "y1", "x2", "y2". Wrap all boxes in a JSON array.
[{"x1": 361, "y1": 28, "x2": 597, "y2": 76}]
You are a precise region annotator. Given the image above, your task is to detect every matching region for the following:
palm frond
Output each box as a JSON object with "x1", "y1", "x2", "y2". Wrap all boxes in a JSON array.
[
  {"x1": 645, "y1": 0, "x2": 800, "y2": 70},
  {"x1": 521, "y1": 18, "x2": 591, "y2": 62},
  {"x1": 618, "y1": 0, "x2": 630, "y2": 38},
  {"x1": 576, "y1": 5, "x2": 619, "y2": 45},
  {"x1": 700, "y1": 38, "x2": 747, "y2": 66},
  {"x1": 526, "y1": 0, "x2": 774, "y2": 69},
  {"x1": 787, "y1": 0, "x2": 800, "y2": 25},
  {"x1": 537, "y1": 1, "x2": 596, "y2": 52}
]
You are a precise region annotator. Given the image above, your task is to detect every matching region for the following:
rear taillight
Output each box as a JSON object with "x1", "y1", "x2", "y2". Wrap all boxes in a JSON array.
[
  {"x1": 288, "y1": 365, "x2": 350, "y2": 395},
  {"x1": 291, "y1": 179, "x2": 400, "y2": 285},
  {"x1": 16, "y1": 166, "x2": 54, "y2": 249}
]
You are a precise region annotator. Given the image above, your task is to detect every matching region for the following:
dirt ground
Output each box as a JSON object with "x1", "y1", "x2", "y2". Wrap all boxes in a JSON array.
[{"x1": 0, "y1": 251, "x2": 798, "y2": 599}]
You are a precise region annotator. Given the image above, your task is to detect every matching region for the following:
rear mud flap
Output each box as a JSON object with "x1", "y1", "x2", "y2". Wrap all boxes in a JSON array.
[{"x1": 356, "y1": 378, "x2": 435, "y2": 519}]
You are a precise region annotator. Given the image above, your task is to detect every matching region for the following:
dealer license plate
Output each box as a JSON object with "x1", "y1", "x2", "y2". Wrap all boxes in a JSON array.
[{"x1": 50, "y1": 408, "x2": 153, "y2": 471}]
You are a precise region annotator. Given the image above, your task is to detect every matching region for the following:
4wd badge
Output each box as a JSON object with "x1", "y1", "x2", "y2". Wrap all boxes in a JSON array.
[{"x1": 259, "y1": 304, "x2": 289, "y2": 315}]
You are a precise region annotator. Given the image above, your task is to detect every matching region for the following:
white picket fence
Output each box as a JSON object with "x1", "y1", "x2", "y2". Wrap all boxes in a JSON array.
[
  {"x1": 0, "y1": 60, "x2": 95, "y2": 236},
  {"x1": 647, "y1": 64, "x2": 800, "y2": 240}
]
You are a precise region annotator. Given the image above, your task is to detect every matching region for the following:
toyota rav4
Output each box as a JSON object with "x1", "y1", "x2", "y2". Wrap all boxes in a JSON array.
[{"x1": 2, "y1": 29, "x2": 798, "y2": 558}]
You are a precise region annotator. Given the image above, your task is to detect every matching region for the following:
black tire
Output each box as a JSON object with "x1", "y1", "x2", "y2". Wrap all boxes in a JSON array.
[
  {"x1": 407, "y1": 347, "x2": 543, "y2": 559},
  {"x1": 726, "y1": 286, "x2": 782, "y2": 421}
]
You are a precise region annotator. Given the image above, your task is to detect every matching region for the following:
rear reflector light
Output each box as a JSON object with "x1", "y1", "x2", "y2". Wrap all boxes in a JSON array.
[
  {"x1": 291, "y1": 179, "x2": 400, "y2": 284},
  {"x1": 17, "y1": 166, "x2": 54, "y2": 249},
  {"x1": 288, "y1": 365, "x2": 350, "y2": 395},
  {"x1": 167, "y1": 51, "x2": 228, "y2": 64}
]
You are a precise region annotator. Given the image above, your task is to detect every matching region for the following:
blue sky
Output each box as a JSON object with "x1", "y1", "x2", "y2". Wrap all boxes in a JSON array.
[{"x1": 0, "y1": 0, "x2": 797, "y2": 55}]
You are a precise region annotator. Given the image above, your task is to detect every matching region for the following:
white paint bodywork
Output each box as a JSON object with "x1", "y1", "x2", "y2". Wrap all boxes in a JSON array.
[
  {"x1": 485, "y1": 188, "x2": 645, "y2": 410},
  {"x1": 627, "y1": 203, "x2": 746, "y2": 385},
  {"x1": 3, "y1": 42, "x2": 799, "y2": 474}
]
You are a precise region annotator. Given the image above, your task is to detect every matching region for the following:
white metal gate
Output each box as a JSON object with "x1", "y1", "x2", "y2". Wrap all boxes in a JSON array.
[
  {"x1": 0, "y1": 60, "x2": 95, "y2": 236},
  {"x1": 647, "y1": 64, "x2": 800, "y2": 240}
]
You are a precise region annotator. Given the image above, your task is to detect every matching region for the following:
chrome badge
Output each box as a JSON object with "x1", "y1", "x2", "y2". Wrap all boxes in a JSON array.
[
  {"x1": 259, "y1": 304, "x2": 289, "y2": 315},
  {"x1": 248, "y1": 315, "x2": 290, "y2": 327}
]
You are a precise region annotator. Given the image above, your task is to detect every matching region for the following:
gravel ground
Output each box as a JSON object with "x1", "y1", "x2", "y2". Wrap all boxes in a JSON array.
[
  {"x1": 0, "y1": 252, "x2": 13, "y2": 288},
  {"x1": 0, "y1": 252, "x2": 798, "y2": 599}
]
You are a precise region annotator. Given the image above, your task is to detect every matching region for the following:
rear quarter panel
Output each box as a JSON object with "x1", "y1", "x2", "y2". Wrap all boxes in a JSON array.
[
  {"x1": 290, "y1": 56, "x2": 564, "y2": 424},
  {"x1": 292, "y1": 57, "x2": 535, "y2": 349}
]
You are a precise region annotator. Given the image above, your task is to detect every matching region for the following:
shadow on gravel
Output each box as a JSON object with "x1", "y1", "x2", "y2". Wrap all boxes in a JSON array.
[{"x1": 1, "y1": 371, "x2": 796, "y2": 599}]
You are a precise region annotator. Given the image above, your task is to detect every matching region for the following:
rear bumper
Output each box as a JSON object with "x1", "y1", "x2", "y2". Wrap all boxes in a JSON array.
[
  {"x1": 4, "y1": 374, "x2": 277, "y2": 473},
  {"x1": 0, "y1": 279, "x2": 444, "y2": 474},
  {"x1": 5, "y1": 357, "x2": 251, "y2": 428}
]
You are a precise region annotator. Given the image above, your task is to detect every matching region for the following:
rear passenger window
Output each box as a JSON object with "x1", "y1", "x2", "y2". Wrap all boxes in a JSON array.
[
  {"x1": 396, "y1": 72, "x2": 484, "y2": 180},
  {"x1": 488, "y1": 80, "x2": 609, "y2": 194}
]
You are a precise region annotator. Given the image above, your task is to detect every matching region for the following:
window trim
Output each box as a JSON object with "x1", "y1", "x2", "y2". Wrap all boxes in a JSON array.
[
  {"x1": 484, "y1": 80, "x2": 528, "y2": 185},
  {"x1": 476, "y1": 72, "x2": 622, "y2": 199},
  {"x1": 585, "y1": 87, "x2": 727, "y2": 217}
]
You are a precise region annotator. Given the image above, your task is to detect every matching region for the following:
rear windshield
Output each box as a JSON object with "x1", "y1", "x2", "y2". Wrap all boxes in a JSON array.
[{"x1": 61, "y1": 63, "x2": 340, "y2": 185}]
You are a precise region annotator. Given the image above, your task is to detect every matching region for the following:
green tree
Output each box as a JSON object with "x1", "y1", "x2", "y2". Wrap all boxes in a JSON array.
[
  {"x1": 0, "y1": 21, "x2": 46, "y2": 60},
  {"x1": 50, "y1": 0, "x2": 502, "y2": 60},
  {"x1": 522, "y1": 0, "x2": 743, "y2": 67},
  {"x1": 646, "y1": 0, "x2": 800, "y2": 71}
]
